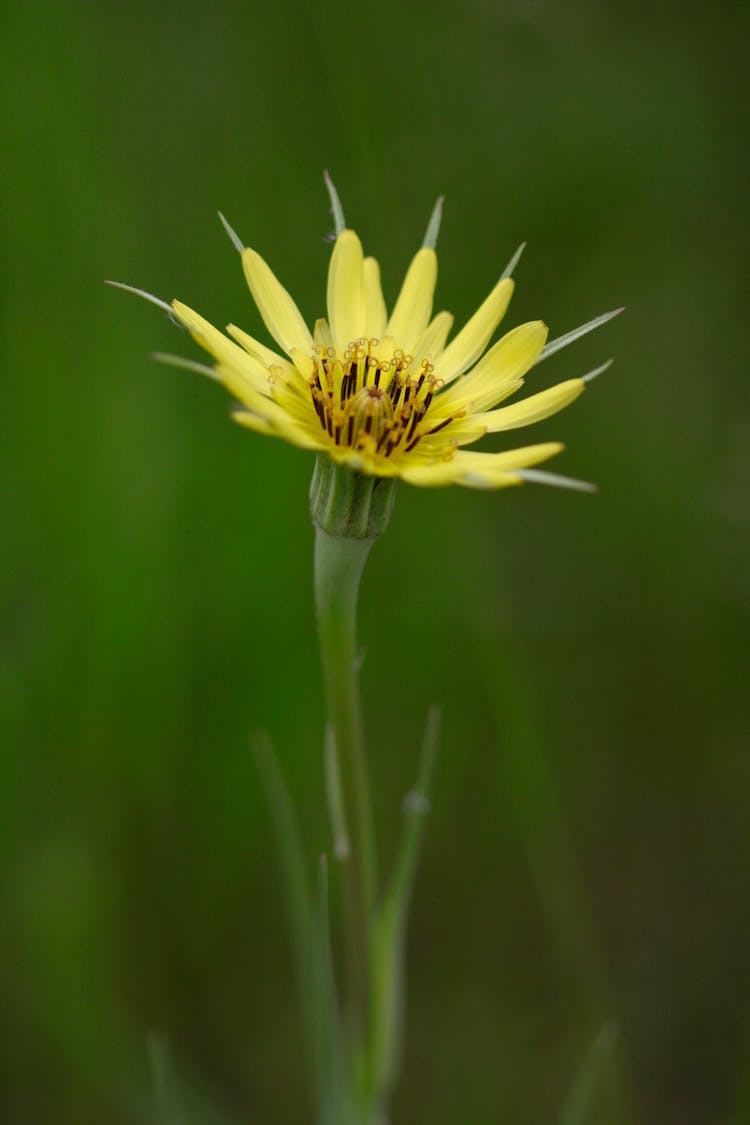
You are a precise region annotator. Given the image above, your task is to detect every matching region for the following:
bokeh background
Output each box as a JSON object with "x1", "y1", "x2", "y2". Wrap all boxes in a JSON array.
[{"x1": 2, "y1": 1, "x2": 749, "y2": 1122}]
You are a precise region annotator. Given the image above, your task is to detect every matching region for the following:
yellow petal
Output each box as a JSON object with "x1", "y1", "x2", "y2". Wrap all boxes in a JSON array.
[
  {"x1": 328, "y1": 446, "x2": 400, "y2": 477},
  {"x1": 228, "y1": 323, "x2": 310, "y2": 398},
  {"x1": 399, "y1": 461, "x2": 471, "y2": 488},
  {"x1": 413, "y1": 311, "x2": 454, "y2": 365},
  {"x1": 214, "y1": 362, "x2": 284, "y2": 418},
  {"x1": 400, "y1": 460, "x2": 521, "y2": 489},
  {"x1": 228, "y1": 410, "x2": 275, "y2": 436},
  {"x1": 402, "y1": 443, "x2": 561, "y2": 489},
  {"x1": 288, "y1": 347, "x2": 315, "y2": 381},
  {"x1": 363, "y1": 256, "x2": 387, "y2": 338},
  {"x1": 266, "y1": 371, "x2": 319, "y2": 426},
  {"x1": 475, "y1": 379, "x2": 585, "y2": 433},
  {"x1": 171, "y1": 301, "x2": 268, "y2": 393},
  {"x1": 327, "y1": 230, "x2": 366, "y2": 352},
  {"x1": 385, "y1": 247, "x2": 437, "y2": 352},
  {"x1": 408, "y1": 421, "x2": 487, "y2": 454},
  {"x1": 455, "y1": 471, "x2": 522, "y2": 491},
  {"x1": 241, "y1": 247, "x2": 313, "y2": 355},
  {"x1": 314, "y1": 318, "x2": 334, "y2": 348},
  {"x1": 433, "y1": 277, "x2": 514, "y2": 384},
  {"x1": 454, "y1": 443, "x2": 564, "y2": 473},
  {"x1": 231, "y1": 405, "x2": 326, "y2": 451},
  {"x1": 227, "y1": 323, "x2": 291, "y2": 371},
  {"x1": 436, "y1": 321, "x2": 548, "y2": 415}
]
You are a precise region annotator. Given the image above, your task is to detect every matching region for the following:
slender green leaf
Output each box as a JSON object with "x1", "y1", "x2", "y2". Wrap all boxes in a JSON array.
[
  {"x1": 251, "y1": 732, "x2": 314, "y2": 1050},
  {"x1": 370, "y1": 706, "x2": 441, "y2": 1110},
  {"x1": 148, "y1": 1033, "x2": 185, "y2": 1125},
  {"x1": 559, "y1": 1022, "x2": 619, "y2": 1125},
  {"x1": 146, "y1": 1033, "x2": 249, "y2": 1125},
  {"x1": 312, "y1": 855, "x2": 349, "y2": 1125}
]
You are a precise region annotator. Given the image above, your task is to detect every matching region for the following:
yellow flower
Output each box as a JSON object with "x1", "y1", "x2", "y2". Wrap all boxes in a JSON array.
[{"x1": 139, "y1": 184, "x2": 620, "y2": 491}]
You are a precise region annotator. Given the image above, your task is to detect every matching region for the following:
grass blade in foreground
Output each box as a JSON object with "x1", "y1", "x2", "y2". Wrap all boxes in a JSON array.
[
  {"x1": 252, "y1": 732, "x2": 315, "y2": 1059},
  {"x1": 370, "y1": 706, "x2": 441, "y2": 1114},
  {"x1": 560, "y1": 1022, "x2": 619, "y2": 1125},
  {"x1": 313, "y1": 856, "x2": 351, "y2": 1125},
  {"x1": 146, "y1": 1033, "x2": 249, "y2": 1125},
  {"x1": 149, "y1": 1033, "x2": 185, "y2": 1125}
]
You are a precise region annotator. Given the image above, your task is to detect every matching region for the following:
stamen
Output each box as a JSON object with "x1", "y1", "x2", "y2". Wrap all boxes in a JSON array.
[
  {"x1": 425, "y1": 414, "x2": 457, "y2": 437},
  {"x1": 307, "y1": 338, "x2": 411, "y2": 455}
]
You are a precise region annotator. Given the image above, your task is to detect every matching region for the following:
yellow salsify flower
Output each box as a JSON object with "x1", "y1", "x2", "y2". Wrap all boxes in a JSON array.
[{"x1": 114, "y1": 180, "x2": 620, "y2": 492}]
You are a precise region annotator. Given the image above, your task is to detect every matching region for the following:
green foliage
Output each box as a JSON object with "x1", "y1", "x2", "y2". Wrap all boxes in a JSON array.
[
  {"x1": 559, "y1": 1024, "x2": 618, "y2": 1125},
  {"x1": 370, "y1": 707, "x2": 440, "y2": 1114}
]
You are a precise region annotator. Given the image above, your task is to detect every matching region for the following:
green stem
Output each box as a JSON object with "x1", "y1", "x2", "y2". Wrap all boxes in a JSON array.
[
  {"x1": 314, "y1": 526, "x2": 377, "y2": 1054},
  {"x1": 311, "y1": 458, "x2": 396, "y2": 1115}
]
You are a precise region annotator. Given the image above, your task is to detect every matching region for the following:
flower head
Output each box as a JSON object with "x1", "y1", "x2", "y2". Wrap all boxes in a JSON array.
[{"x1": 141, "y1": 182, "x2": 620, "y2": 491}]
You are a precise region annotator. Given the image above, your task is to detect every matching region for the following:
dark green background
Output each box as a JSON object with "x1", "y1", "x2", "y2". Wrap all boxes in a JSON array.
[{"x1": 2, "y1": 1, "x2": 748, "y2": 1122}]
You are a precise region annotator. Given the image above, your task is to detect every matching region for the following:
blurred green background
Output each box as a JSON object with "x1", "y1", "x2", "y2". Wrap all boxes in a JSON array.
[{"x1": 2, "y1": 0, "x2": 749, "y2": 1122}]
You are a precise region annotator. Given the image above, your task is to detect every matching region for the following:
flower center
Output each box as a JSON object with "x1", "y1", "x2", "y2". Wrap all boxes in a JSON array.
[{"x1": 308, "y1": 337, "x2": 444, "y2": 458}]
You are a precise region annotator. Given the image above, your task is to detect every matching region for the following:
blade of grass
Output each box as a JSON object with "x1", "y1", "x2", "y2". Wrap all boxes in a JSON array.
[
  {"x1": 251, "y1": 732, "x2": 315, "y2": 1056},
  {"x1": 148, "y1": 1033, "x2": 185, "y2": 1125},
  {"x1": 146, "y1": 1032, "x2": 250, "y2": 1125},
  {"x1": 560, "y1": 1023, "x2": 619, "y2": 1125},
  {"x1": 312, "y1": 855, "x2": 350, "y2": 1125},
  {"x1": 455, "y1": 512, "x2": 638, "y2": 1125},
  {"x1": 370, "y1": 706, "x2": 441, "y2": 1111}
]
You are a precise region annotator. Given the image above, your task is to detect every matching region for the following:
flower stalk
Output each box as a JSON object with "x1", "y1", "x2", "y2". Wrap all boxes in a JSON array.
[{"x1": 312, "y1": 458, "x2": 395, "y2": 1112}]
